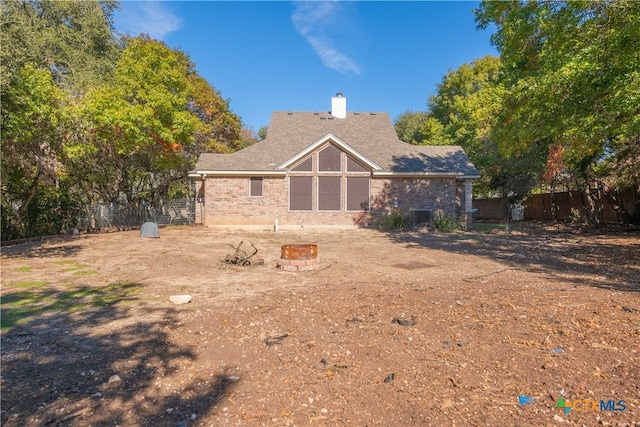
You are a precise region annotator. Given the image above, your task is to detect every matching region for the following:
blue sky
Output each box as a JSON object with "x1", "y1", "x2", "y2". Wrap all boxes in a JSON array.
[{"x1": 115, "y1": 1, "x2": 497, "y2": 133}]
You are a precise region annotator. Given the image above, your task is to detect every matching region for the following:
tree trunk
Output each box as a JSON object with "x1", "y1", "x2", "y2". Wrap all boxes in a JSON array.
[
  {"x1": 585, "y1": 185, "x2": 604, "y2": 225},
  {"x1": 15, "y1": 169, "x2": 42, "y2": 221}
]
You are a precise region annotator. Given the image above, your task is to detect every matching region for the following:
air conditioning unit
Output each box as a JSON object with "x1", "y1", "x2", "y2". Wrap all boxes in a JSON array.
[{"x1": 410, "y1": 209, "x2": 431, "y2": 228}]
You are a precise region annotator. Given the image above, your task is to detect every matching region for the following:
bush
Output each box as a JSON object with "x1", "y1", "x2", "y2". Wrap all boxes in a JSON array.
[
  {"x1": 379, "y1": 209, "x2": 410, "y2": 231},
  {"x1": 432, "y1": 209, "x2": 465, "y2": 232}
]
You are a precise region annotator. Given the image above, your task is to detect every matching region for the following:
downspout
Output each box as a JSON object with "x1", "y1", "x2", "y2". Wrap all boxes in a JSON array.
[{"x1": 199, "y1": 174, "x2": 206, "y2": 226}]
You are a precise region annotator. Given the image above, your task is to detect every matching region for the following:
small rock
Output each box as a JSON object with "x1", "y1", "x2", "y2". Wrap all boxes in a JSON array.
[
  {"x1": 166, "y1": 408, "x2": 174, "y2": 414},
  {"x1": 108, "y1": 374, "x2": 121, "y2": 383},
  {"x1": 177, "y1": 421, "x2": 187, "y2": 427},
  {"x1": 191, "y1": 413, "x2": 197, "y2": 420},
  {"x1": 92, "y1": 392, "x2": 103, "y2": 397},
  {"x1": 553, "y1": 414, "x2": 564, "y2": 423},
  {"x1": 384, "y1": 373, "x2": 395, "y2": 383},
  {"x1": 320, "y1": 408, "x2": 328, "y2": 414},
  {"x1": 169, "y1": 295, "x2": 192, "y2": 305},
  {"x1": 391, "y1": 317, "x2": 415, "y2": 326}
]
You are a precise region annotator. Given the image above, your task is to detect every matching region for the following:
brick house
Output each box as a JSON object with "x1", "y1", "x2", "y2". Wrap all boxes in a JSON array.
[{"x1": 190, "y1": 94, "x2": 479, "y2": 229}]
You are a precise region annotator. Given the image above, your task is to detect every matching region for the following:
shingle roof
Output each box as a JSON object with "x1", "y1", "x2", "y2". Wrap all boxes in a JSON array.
[{"x1": 193, "y1": 111, "x2": 479, "y2": 177}]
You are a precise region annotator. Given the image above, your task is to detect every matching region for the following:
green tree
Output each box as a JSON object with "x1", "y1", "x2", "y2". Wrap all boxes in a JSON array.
[
  {"x1": 187, "y1": 73, "x2": 242, "y2": 155},
  {"x1": 0, "y1": 64, "x2": 69, "y2": 239},
  {"x1": 476, "y1": 0, "x2": 640, "y2": 222},
  {"x1": 0, "y1": 0, "x2": 121, "y2": 95},
  {"x1": 429, "y1": 56, "x2": 502, "y2": 195},
  {"x1": 67, "y1": 37, "x2": 201, "y2": 204},
  {"x1": 394, "y1": 56, "x2": 545, "y2": 198},
  {"x1": 68, "y1": 36, "x2": 243, "y2": 205},
  {"x1": 1, "y1": 0, "x2": 122, "y2": 239},
  {"x1": 257, "y1": 125, "x2": 268, "y2": 142},
  {"x1": 395, "y1": 111, "x2": 430, "y2": 145}
]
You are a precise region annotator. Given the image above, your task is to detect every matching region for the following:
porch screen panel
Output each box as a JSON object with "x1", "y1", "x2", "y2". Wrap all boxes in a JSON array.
[
  {"x1": 292, "y1": 156, "x2": 312, "y2": 172},
  {"x1": 318, "y1": 176, "x2": 341, "y2": 211},
  {"x1": 289, "y1": 176, "x2": 312, "y2": 211},
  {"x1": 347, "y1": 156, "x2": 368, "y2": 172},
  {"x1": 319, "y1": 145, "x2": 341, "y2": 171},
  {"x1": 347, "y1": 177, "x2": 370, "y2": 211}
]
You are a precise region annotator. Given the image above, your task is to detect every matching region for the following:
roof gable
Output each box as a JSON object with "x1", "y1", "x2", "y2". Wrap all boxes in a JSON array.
[{"x1": 277, "y1": 133, "x2": 382, "y2": 171}]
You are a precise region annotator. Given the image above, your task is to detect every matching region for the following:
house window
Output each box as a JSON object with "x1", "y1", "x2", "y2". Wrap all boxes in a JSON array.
[
  {"x1": 290, "y1": 176, "x2": 312, "y2": 211},
  {"x1": 347, "y1": 177, "x2": 370, "y2": 211},
  {"x1": 250, "y1": 177, "x2": 263, "y2": 197},
  {"x1": 292, "y1": 156, "x2": 312, "y2": 172},
  {"x1": 318, "y1": 176, "x2": 341, "y2": 211},
  {"x1": 318, "y1": 145, "x2": 341, "y2": 171}
]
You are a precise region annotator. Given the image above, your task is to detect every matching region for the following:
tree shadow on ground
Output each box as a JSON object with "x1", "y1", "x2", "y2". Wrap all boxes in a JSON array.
[
  {"x1": 381, "y1": 225, "x2": 640, "y2": 293},
  {"x1": 1, "y1": 238, "x2": 84, "y2": 259},
  {"x1": 1, "y1": 284, "x2": 238, "y2": 426}
]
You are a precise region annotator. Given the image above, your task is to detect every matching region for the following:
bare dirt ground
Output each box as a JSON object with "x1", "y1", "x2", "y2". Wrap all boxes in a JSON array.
[{"x1": 1, "y1": 223, "x2": 639, "y2": 427}]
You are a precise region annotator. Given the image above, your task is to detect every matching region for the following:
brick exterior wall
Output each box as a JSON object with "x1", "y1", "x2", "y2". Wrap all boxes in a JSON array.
[
  {"x1": 195, "y1": 174, "x2": 471, "y2": 228},
  {"x1": 370, "y1": 177, "x2": 457, "y2": 215}
]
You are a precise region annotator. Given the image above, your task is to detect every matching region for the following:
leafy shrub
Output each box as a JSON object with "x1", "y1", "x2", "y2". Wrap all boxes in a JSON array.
[
  {"x1": 379, "y1": 209, "x2": 410, "y2": 231},
  {"x1": 432, "y1": 209, "x2": 465, "y2": 232}
]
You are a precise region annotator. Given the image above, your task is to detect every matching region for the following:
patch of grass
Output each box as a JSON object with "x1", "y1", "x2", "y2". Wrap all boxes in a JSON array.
[
  {"x1": 71, "y1": 269, "x2": 98, "y2": 276},
  {"x1": 13, "y1": 266, "x2": 33, "y2": 273},
  {"x1": 0, "y1": 282, "x2": 144, "y2": 331},
  {"x1": 8, "y1": 280, "x2": 49, "y2": 289},
  {"x1": 54, "y1": 260, "x2": 98, "y2": 276},
  {"x1": 93, "y1": 283, "x2": 141, "y2": 306},
  {"x1": 63, "y1": 263, "x2": 92, "y2": 272}
]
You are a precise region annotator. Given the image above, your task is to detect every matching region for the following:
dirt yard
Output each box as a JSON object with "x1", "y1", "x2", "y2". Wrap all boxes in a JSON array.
[{"x1": 1, "y1": 223, "x2": 639, "y2": 426}]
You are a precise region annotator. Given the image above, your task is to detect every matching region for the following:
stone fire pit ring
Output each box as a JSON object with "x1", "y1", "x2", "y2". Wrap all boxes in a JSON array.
[{"x1": 276, "y1": 244, "x2": 319, "y2": 271}]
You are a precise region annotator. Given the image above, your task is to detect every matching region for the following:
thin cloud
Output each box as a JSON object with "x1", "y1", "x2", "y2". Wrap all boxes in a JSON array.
[
  {"x1": 117, "y1": 1, "x2": 182, "y2": 40},
  {"x1": 291, "y1": 1, "x2": 362, "y2": 75}
]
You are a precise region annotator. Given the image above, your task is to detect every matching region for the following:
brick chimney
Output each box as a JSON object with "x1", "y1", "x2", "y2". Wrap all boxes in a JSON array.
[{"x1": 331, "y1": 93, "x2": 346, "y2": 118}]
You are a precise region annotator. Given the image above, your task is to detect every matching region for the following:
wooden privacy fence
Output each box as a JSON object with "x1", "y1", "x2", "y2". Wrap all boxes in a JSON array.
[{"x1": 473, "y1": 189, "x2": 638, "y2": 223}]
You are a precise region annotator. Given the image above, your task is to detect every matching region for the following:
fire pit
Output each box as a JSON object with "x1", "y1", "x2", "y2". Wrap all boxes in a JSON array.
[{"x1": 276, "y1": 244, "x2": 319, "y2": 271}]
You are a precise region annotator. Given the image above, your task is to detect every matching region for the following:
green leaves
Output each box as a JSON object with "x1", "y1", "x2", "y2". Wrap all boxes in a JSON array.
[
  {"x1": 0, "y1": 64, "x2": 68, "y2": 237},
  {"x1": 473, "y1": 0, "x2": 640, "y2": 222},
  {"x1": 476, "y1": 0, "x2": 640, "y2": 166},
  {"x1": 1, "y1": 2, "x2": 243, "y2": 239},
  {"x1": 0, "y1": 0, "x2": 121, "y2": 95}
]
